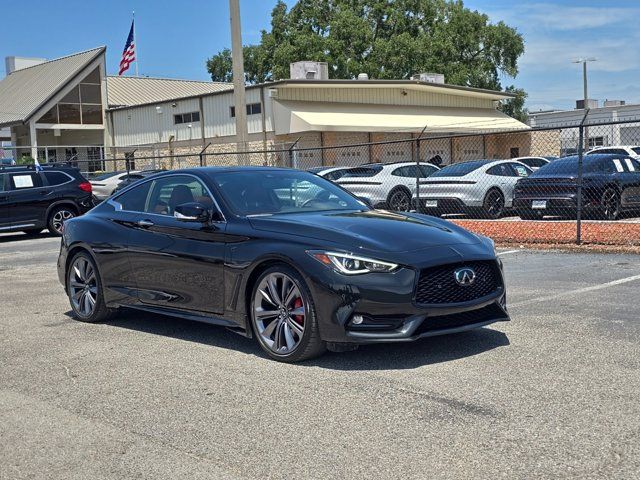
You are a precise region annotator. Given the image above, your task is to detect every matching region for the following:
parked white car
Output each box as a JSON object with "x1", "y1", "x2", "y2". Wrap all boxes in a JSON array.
[
  {"x1": 334, "y1": 161, "x2": 440, "y2": 211},
  {"x1": 512, "y1": 156, "x2": 557, "y2": 171},
  {"x1": 415, "y1": 159, "x2": 533, "y2": 219},
  {"x1": 90, "y1": 171, "x2": 142, "y2": 200},
  {"x1": 586, "y1": 145, "x2": 640, "y2": 159}
]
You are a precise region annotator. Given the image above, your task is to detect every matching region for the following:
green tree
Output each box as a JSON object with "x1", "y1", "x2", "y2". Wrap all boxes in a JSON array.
[
  {"x1": 499, "y1": 86, "x2": 528, "y2": 123},
  {"x1": 206, "y1": 0, "x2": 527, "y2": 115}
]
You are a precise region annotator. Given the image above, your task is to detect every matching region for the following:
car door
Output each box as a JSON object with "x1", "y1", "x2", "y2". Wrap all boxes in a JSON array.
[
  {"x1": 4, "y1": 171, "x2": 46, "y2": 227},
  {"x1": 614, "y1": 157, "x2": 640, "y2": 208},
  {"x1": 0, "y1": 174, "x2": 8, "y2": 227},
  {"x1": 505, "y1": 163, "x2": 532, "y2": 206},
  {"x1": 126, "y1": 174, "x2": 227, "y2": 314}
]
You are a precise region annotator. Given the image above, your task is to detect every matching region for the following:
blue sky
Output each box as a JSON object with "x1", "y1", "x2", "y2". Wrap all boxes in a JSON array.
[{"x1": 1, "y1": 0, "x2": 638, "y2": 111}]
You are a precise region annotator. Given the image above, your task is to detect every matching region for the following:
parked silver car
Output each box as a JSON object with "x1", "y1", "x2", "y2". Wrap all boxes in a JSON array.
[
  {"x1": 415, "y1": 159, "x2": 533, "y2": 219},
  {"x1": 334, "y1": 161, "x2": 440, "y2": 211}
]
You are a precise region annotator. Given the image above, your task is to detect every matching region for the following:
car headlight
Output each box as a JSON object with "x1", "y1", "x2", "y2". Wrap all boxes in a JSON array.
[{"x1": 308, "y1": 251, "x2": 398, "y2": 275}]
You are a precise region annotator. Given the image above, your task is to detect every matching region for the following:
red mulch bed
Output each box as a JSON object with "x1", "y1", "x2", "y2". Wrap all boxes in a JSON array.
[{"x1": 451, "y1": 219, "x2": 640, "y2": 253}]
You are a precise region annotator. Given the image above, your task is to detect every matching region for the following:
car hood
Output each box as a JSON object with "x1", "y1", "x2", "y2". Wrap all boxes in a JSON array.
[{"x1": 248, "y1": 210, "x2": 482, "y2": 253}]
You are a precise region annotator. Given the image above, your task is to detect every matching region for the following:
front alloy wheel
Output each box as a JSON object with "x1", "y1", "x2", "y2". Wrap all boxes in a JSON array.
[{"x1": 251, "y1": 266, "x2": 325, "y2": 362}]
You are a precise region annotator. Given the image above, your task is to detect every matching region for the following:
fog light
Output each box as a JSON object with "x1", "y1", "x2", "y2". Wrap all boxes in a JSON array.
[{"x1": 352, "y1": 315, "x2": 364, "y2": 325}]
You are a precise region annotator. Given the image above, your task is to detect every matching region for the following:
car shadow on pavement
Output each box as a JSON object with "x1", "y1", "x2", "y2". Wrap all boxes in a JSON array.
[
  {"x1": 94, "y1": 309, "x2": 509, "y2": 370},
  {"x1": 0, "y1": 231, "x2": 55, "y2": 243}
]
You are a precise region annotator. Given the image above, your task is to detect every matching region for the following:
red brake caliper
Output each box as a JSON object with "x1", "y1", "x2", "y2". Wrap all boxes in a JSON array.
[{"x1": 292, "y1": 297, "x2": 304, "y2": 325}]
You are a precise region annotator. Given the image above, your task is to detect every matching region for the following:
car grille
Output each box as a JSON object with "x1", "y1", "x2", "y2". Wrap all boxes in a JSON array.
[
  {"x1": 415, "y1": 260, "x2": 501, "y2": 305},
  {"x1": 413, "y1": 303, "x2": 507, "y2": 336}
]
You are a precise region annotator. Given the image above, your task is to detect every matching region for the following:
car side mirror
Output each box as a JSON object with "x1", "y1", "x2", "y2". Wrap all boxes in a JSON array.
[{"x1": 174, "y1": 202, "x2": 211, "y2": 222}]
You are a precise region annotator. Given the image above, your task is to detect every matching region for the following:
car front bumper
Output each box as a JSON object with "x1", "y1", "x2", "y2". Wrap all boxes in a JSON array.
[{"x1": 299, "y1": 247, "x2": 509, "y2": 344}]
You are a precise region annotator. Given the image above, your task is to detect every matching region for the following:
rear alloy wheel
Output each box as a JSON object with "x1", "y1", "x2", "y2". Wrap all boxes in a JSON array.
[
  {"x1": 67, "y1": 252, "x2": 115, "y2": 323},
  {"x1": 387, "y1": 188, "x2": 411, "y2": 212},
  {"x1": 251, "y1": 266, "x2": 325, "y2": 362},
  {"x1": 601, "y1": 188, "x2": 621, "y2": 221},
  {"x1": 482, "y1": 190, "x2": 505, "y2": 219},
  {"x1": 48, "y1": 206, "x2": 76, "y2": 235}
]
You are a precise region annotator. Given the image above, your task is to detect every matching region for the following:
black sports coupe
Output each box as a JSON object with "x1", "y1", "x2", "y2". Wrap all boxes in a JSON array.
[
  {"x1": 514, "y1": 154, "x2": 640, "y2": 220},
  {"x1": 57, "y1": 167, "x2": 508, "y2": 362}
]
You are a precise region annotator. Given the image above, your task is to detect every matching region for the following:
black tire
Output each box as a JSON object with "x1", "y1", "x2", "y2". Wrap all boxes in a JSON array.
[
  {"x1": 250, "y1": 264, "x2": 326, "y2": 362},
  {"x1": 386, "y1": 188, "x2": 412, "y2": 212},
  {"x1": 66, "y1": 251, "x2": 116, "y2": 323},
  {"x1": 519, "y1": 210, "x2": 543, "y2": 220},
  {"x1": 600, "y1": 188, "x2": 621, "y2": 221},
  {"x1": 481, "y1": 189, "x2": 505, "y2": 219},
  {"x1": 47, "y1": 205, "x2": 77, "y2": 235},
  {"x1": 22, "y1": 228, "x2": 44, "y2": 236}
]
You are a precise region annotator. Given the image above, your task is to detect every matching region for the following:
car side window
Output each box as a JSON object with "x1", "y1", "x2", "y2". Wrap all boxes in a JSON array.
[
  {"x1": 8, "y1": 172, "x2": 42, "y2": 190},
  {"x1": 510, "y1": 163, "x2": 531, "y2": 177},
  {"x1": 391, "y1": 166, "x2": 409, "y2": 177},
  {"x1": 419, "y1": 165, "x2": 438, "y2": 177},
  {"x1": 486, "y1": 164, "x2": 509, "y2": 176},
  {"x1": 43, "y1": 171, "x2": 71, "y2": 186},
  {"x1": 113, "y1": 181, "x2": 152, "y2": 212},
  {"x1": 145, "y1": 175, "x2": 213, "y2": 216}
]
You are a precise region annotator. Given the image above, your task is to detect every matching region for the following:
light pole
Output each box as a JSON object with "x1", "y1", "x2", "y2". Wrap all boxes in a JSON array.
[
  {"x1": 229, "y1": 0, "x2": 248, "y2": 165},
  {"x1": 573, "y1": 57, "x2": 596, "y2": 149}
]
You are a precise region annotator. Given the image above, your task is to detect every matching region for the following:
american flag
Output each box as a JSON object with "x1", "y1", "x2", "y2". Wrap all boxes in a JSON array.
[{"x1": 118, "y1": 20, "x2": 136, "y2": 76}]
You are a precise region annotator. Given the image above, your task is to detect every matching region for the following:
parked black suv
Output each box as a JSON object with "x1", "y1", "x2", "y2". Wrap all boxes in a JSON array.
[{"x1": 0, "y1": 164, "x2": 94, "y2": 235}]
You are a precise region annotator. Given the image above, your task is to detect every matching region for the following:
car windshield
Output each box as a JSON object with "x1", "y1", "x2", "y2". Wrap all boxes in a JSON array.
[
  {"x1": 92, "y1": 171, "x2": 124, "y2": 181},
  {"x1": 632, "y1": 147, "x2": 640, "y2": 155},
  {"x1": 210, "y1": 170, "x2": 367, "y2": 216},
  {"x1": 430, "y1": 160, "x2": 487, "y2": 177}
]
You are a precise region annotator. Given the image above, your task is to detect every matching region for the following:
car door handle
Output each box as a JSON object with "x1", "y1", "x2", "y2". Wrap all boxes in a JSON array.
[{"x1": 136, "y1": 219, "x2": 154, "y2": 228}]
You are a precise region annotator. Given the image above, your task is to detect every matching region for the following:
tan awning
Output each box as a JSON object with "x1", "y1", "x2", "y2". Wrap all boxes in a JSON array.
[{"x1": 273, "y1": 100, "x2": 529, "y2": 135}]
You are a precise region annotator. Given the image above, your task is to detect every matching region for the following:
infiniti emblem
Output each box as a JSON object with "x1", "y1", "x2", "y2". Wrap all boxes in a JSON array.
[{"x1": 454, "y1": 267, "x2": 476, "y2": 287}]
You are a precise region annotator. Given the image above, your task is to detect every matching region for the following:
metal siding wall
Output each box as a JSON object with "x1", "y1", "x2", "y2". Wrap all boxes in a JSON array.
[
  {"x1": 112, "y1": 98, "x2": 201, "y2": 146},
  {"x1": 276, "y1": 87, "x2": 494, "y2": 109}
]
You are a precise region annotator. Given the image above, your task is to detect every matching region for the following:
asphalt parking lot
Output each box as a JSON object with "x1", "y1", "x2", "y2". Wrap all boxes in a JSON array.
[{"x1": 1, "y1": 233, "x2": 639, "y2": 479}]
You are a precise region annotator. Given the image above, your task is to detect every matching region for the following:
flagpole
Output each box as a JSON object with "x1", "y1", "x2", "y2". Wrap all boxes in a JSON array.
[{"x1": 133, "y1": 10, "x2": 139, "y2": 76}]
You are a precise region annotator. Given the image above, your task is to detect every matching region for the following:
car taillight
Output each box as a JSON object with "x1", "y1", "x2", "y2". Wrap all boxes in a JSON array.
[{"x1": 78, "y1": 181, "x2": 92, "y2": 192}]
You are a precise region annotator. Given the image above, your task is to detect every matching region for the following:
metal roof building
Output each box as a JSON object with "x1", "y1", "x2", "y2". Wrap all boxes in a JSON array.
[{"x1": 0, "y1": 46, "x2": 529, "y2": 169}]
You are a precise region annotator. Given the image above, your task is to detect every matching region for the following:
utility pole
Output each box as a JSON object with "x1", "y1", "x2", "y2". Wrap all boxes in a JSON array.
[
  {"x1": 229, "y1": 0, "x2": 248, "y2": 165},
  {"x1": 573, "y1": 58, "x2": 596, "y2": 150}
]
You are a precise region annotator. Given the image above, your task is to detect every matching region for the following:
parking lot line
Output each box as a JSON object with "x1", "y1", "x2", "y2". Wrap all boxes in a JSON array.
[
  {"x1": 497, "y1": 249, "x2": 521, "y2": 256},
  {"x1": 510, "y1": 272, "x2": 640, "y2": 308}
]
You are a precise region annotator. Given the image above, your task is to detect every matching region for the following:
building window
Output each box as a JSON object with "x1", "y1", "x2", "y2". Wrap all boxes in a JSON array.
[
  {"x1": 174, "y1": 111, "x2": 201, "y2": 124},
  {"x1": 87, "y1": 147, "x2": 104, "y2": 172},
  {"x1": 36, "y1": 67, "x2": 102, "y2": 125},
  {"x1": 230, "y1": 103, "x2": 262, "y2": 118},
  {"x1": 588, "y1": 136, "x2": 605, "y2": 147}
]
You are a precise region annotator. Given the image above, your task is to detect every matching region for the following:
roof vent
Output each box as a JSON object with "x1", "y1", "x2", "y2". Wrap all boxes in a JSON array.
[
  {"x1": 604, "y1": 99, "x2": 625, "y2": 107},
  {"x1": 357, "y1": 73, "x2": 369, "y2": 81},
  {"x1": 289, "y1": 61, "x2": 329, "y2": 80},
  {"x1": 411, "y1": 72, "x2": 445, "y2": 84}
]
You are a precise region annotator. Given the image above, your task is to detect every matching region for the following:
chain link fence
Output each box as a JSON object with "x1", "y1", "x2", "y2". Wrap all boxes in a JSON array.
[{"x1": 8, "y1": 117, "x2": 640, "y2": 248}]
